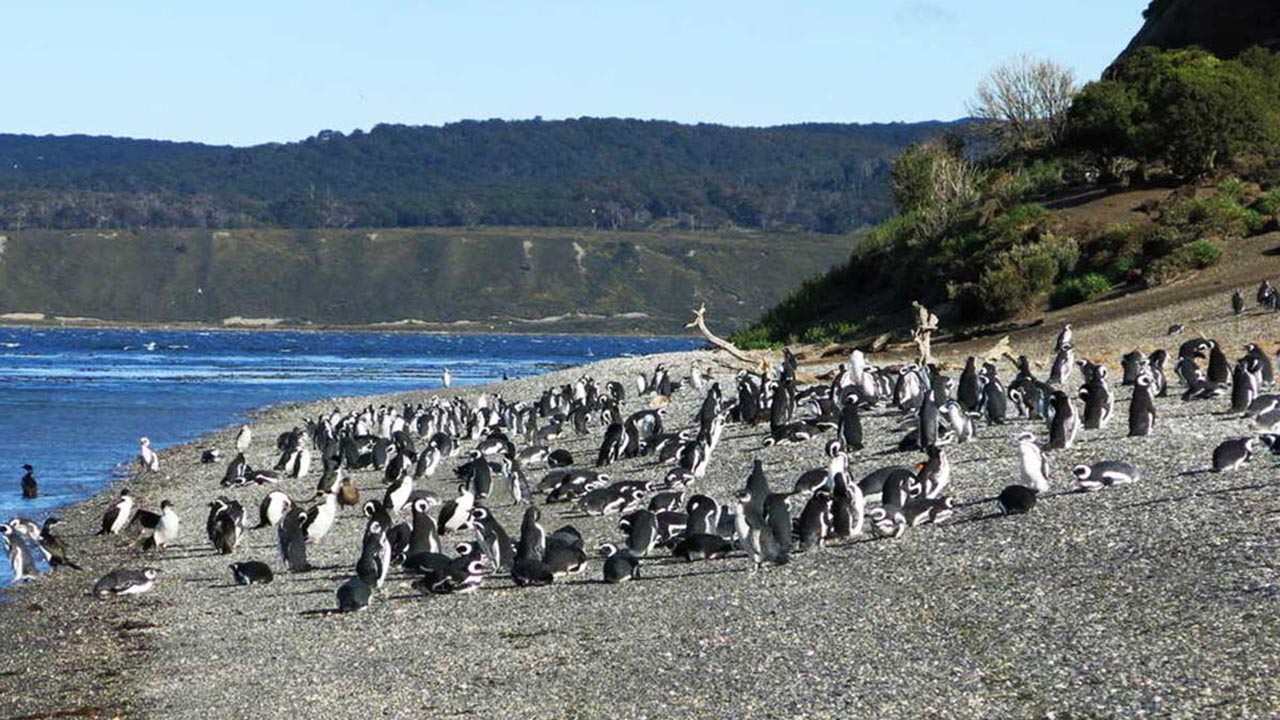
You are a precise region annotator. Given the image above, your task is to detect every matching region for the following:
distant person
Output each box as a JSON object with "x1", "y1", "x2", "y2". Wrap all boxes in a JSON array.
[{"x1": 20, "y1": 464, "x2": 37, "y2": 499}]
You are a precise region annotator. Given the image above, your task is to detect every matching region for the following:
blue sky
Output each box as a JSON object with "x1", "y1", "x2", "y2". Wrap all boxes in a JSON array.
[{"x1": 1, "y1": 1, "x2": 1149, "y2": 146}]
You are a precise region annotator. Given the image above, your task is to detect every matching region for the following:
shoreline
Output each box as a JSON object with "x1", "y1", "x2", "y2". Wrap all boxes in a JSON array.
[
  {"x1": 0, "y1": 316, "x2": 705, "y2": 339},
  {"x1": 2, "y1": 334, "x2": 1278, "y2": 717}
]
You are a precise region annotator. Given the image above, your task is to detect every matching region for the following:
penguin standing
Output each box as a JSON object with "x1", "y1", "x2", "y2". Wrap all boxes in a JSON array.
[
  {"x1": 356, "y1": 504, "x2": 392, "y2": 588},
  {"x1": 1016, "y1": 432, "x2": 1050, "y2": 492},
  {"x1": 1078, "y1": 367, "x2": 1114, "y2": 430},
  {"x1": 206, "y1": 497, "x2": 243, "y2": 555},
  {"x1": 1128, "y1": 375, "x2": 1157, "y2": 437},
  {"x1": 276, "y1": 506, "x2": 310, "y2": 572},
  {"x1": 1046, "y1": 391, "x2": 1078, "y2": 450},
  {"x1": 135, "y1": 500, "x2": 181, "y2": 551},
  {"x1": 302, "y1": 491, "x2": 339, "y2": 544},
  {"x1": 1, "y1": 523, "x2": 36, "y2": 581},
  {"x1": 797, "y1": 490, "x2": 833, "y2": 552},
  {"x1": 235, "y1": 425, "x2": 252, "y2": 452},
  {"x1": 1233, "y1": 290, "x2": 1246, "y2": 316},
  {"x1": 20, "y1": 464, "x2": 37, "y2": 500},
  {"x1": 735, "y1": 489, "x2": 789, "y2": 570},
  {"x1": 957, "y1": 357, "x2": 980, "y2": 411}
]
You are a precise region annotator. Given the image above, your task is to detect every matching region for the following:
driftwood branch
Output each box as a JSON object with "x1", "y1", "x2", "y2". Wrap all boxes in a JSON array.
[{"x1": 685, "y1": 304, "x2": 769, "y2": 373}]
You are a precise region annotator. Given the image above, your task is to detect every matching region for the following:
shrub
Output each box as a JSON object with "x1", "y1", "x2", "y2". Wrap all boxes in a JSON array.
[
  {"x1": 1051, "y1": 273, "x2": 1112, "y2": 309},
  {"x1": 1217, "y1": 176, "x2": 1250, "y2": 202},
  {"x1": 975, "y1": 240, "x2": 1063, "y2": 317},
  {"x1": 729, "y1": 325, "x2": 778, "y2": 350},
  {"x1": 1184, "y1": 194, "x2": 1266, "y2": 238},
  {"x1": 1252, "y1": 187, "x2": 1280, "y2": 215},
  {"x1": 1145, "y1": 239, "x2": 1222, "y2": 286},
  {"x1": 799, "y1": 324, "x2": 835, "y2": 346}
]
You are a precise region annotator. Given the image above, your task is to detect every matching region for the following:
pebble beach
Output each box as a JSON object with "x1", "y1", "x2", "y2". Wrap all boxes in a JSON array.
[{"x1": 2, "y1": 317, "x2": 1279, "y2": 719}]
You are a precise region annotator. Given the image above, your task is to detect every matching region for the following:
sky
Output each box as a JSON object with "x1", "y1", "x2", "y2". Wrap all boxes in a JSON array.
[{"x1": 0, "y1": 1, "x2": 1150, "y2": 147}]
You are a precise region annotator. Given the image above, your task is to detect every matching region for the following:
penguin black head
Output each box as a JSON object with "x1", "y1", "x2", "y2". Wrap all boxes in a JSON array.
[{"x1": 21, "y1": 464, "x2": 33, "y2": 471}]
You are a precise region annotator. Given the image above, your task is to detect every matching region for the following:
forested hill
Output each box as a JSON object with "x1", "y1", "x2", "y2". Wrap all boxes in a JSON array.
[{"x1": 0, "y1": 118, "x2": 959, "y2": 233}]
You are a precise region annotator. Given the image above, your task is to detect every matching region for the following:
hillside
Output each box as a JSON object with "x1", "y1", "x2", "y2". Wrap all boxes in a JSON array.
[
  {"x1": 0, "y1": 226, "x2": 852, "y2": 333},
  {"x1": 0, "y1": 118, "x2": 959, "y2": 233},
  {"x1": 1117, "y1": 0, "x2": 1280, "y2": 63}
]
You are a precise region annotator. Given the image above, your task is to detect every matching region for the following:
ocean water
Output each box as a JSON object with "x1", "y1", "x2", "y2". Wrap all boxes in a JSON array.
[{"x1": 0, "y1": 327, "x2": 699, "y2": 585}]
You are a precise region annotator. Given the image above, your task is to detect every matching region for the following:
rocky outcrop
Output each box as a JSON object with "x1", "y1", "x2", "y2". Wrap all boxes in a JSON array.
[{"x1": 1118, "y1": 0, "x2": 1280, "y2": 62}]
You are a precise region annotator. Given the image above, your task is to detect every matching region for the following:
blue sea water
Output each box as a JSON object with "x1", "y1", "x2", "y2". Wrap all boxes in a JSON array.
[{"x1": 0, "y1": 327, "x2": 699, "y2": 585}]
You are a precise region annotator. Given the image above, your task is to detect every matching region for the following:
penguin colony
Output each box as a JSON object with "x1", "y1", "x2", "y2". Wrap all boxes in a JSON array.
[{"x1": 4, "y1": 284, "x2": 1279, "y2": 614}]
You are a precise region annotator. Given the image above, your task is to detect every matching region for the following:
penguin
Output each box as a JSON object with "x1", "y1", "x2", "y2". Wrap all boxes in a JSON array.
[
  {"x1": 1207, "y1": 341, "x2": 1230, "y2": 385},
  {"x1": 383, "y1": 473, "x2": 414, "y2": 515},
  {"x1": 1078, "y1": 367, "x2": 1114, "y2": 430},
  {"x1": 276, "y1": 506, "x2": 311, "y2": 573},
  {"x1": 135, "y1": 500, "x2": 180, "y2": 551},
  {"x1": 957, "y1": 357, "x2": 980, "y2": 411},
  {"x1": 408, "y1": 498, "x2": 442, "y2": 556},
  {"x1": 1072, "y1": 461, "x2": 1141, "y2": 492},
  {"x1": 648, "y1": 491, "x2": 684, "y2": 514},
  {"x1": 206, "y1": 497, "x2": 243, "y2": 555},
  {"x1": 917, "y1": 445, "x2": 951, "y2": 498},
  {"x1": 544, "y1": 526, "x2": 588, "y2": 577},
  {"x1": 1212, "y1": 437, "x2": 1255, "y2": 472},
  {"x1": 1232, "y1": 358, "x2": 1260, "y2": 414},
  {"x1": 1046, "y1": 390, "x2": 1078, "y2": 450},
  {"x1": 235, "y1": 425, "x2": 252, "y2": 452},
  {"x1": 546, "y1": 449, "x2": 574, "y2": 468},
  {"x1": 1, "y1": 523, "x2": 36, "y2": 581},
  {"x1": 137, "y1": 437, "x2": 159, "y2": 473},
  {"x1": 200, "y1": 449, "x2": 221, "y2": 464},
  {"x1": 20, "y1": 464, "x2": 37, "y2": 500},
  {"x1": 1128, "y1": 375, "x2": 1157, "y2": 437},
  {"x1": 671, "y1": 533, "x2": 735, "y2": 562},
  {"x1": 441, "y1": 369, "x2": 453, "y2": 388},
  {"x1": 93, "y1": 568, "x2": 159, "y2": 598},
  {"x1": 229, "y1": 561, "x2": 274, "y2": 585},
  {"x1": 600, "y1": 543, "x2": 641, "y2": 583},
  {"x1": 1016, "y1": 433, "x2": 1050, "y2": 492},
  {"x1": 996, "y1": 485, "x2": 1038, "y2": 516},
  {"x1": 797, "y1": 490, "x2": 833, "y2": 552},
  {"x1": 98, "y1": 490, "x2": 136, "y2": 535},
  {"x1": 1054, "y1": 324, "x2": 1073, "y2": 354},
  {"x1": 1233, "y1": 289, "x2": 1246, "y2": 316},
  {"x1": 302, "y1": 491, "x2": 339, "y2": 544},
  {"x1": 1048, "y1": 345, "x2": 1074, "y2": 386},
  {"x1": 468, "y1": 505, "x2": 515, "y2": 572},
  {"x1": 437, "y1": 484, "x2": 476, "y2": 535},
  {"x1": 38, "y1": 518, "x2": 81, "y2": 570},
  {"x1": 1245, "y1": 344, "x2": 1275, "y2": 386},
  {"x1": 685, "y1": 495, "x2": 721, "y2": 536},
  {"x1": 336, "y1": 576, "x2": 373, "y2": 612},
  {"x1": 735, "y1": 488, "x2": 789, "y2": 569},
  {"x1": 1120, "y1": 351, "x2": 1144, "y2": 386},
  {"x1": 356, "y1": 517, "x2": 392, "y2": 588},
  {"x1": 255, "y1": 490, "x2": 292, "y2": 530},
  {"x1": 221, "y1": 453, "x2": 249, "y2": 487}
]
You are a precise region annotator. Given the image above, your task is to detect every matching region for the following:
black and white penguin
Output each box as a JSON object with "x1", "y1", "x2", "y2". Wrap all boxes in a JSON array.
[
  {"x1": 235, "y1": 424, "x2": 253, "y2": 452},
  {"x1": 206, "y1": 497, "x2": 243, "y2": 555},
  {"x1": 383, "y1": 473, "x2": 414, "y2": 516},
  {"x1": 255, "y1": 490, "x2": 292, "y2": 530},
  {"x1": 1072, "y1": 461, "x2": 1141, "y2": 492},
  {"x1": 356, "y1": 518, "x2": 392, "y2": 589},
  {"x1": 336, "y1": 576, "x2": 372, "y2": 612},
  {"x1": 671, "y1": 533, "x2": 735, "y2": 562},
  {"x1": 408, "y1": 498, "x2": 442, "y2": 556},
  {"x1": 39, "y1": 518, "x2": 81, "y2": 570},
  {"x1": 735, "y1": 488, "x2": 790, "y2": 569},
  {"x1": 1, "y1": 523, "x2": 36, "y2": 582},
  {"x1": 685, "y1": 494, "x2": 721, "y2": 536},
  {"x1": 200, "y1": 449, "x2": 221, "y2": 464},
  {"x1": 221, "y1": 452, "x2": 249, "y2": 487},
  {"x1": 276, "y1": 506, "x2": 311, "y2": 573},
  {"x1": 20, "y1": 464, "x2": 37, "y2": 500},
  {"x1": 1078, "y1": 366, "x2": 1114, "y2": 430},
  {"x1": 93, "y1": 568, "x2": 159, "y2": 598},
  {"x1": 98, "y1": 490, "x2": 136, "y2": 535},
  {"x1": 1206, "y1": 341, "x2": 1231, "y2": 385},
  {"x1": 229, "y1": 561, "x2": 274, "y2": 585},
  {"x1": 996, "y1": 485, "x2": 1038, "y2": 516},
  {"x1": 1212, "y1": 437, "x2": 1255, "y2": 472},
  {"x1": 302, "y1": 490, "x2": 339, "y2": 544},
  {"x1": 797, "y1": 490, "x2": 833, "y2": 552},
  {"x1": 437, "y1": 484, "x2": 476, "y2": 535},
  {"x1": 1232, "y1": 358, "x2": 1261, "y2": 414},
  {"x1": 1046, "y1": 390, "x2": 1078, "y2": 450},
  {"x1": 917, "y1": 445, "x2": 951, "y2": 498},
  {"x1": 957, "y1": 357, "x2": 980, "y2": 411},
  {"x1": 600, "y1": 543, "x2": 641, "y2": 583},
  {"x1": 1233, "y1": 289, "x2": 1246, "y2": 316},
  {"x1": 544, "y1": 526, "x2": 588, "y2": 577},
  {"x1": 1128, "y1": 375, "x2": 1157, "y2": 437}
]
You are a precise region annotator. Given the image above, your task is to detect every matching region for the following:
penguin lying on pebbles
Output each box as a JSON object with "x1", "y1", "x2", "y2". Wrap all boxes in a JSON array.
[
  {"x1": 1212, "y1": 437, "x2": 1255, "y2": 473},
  {"x1": 94, "y1": 568, "x2": 159, "y2": 598},
  {"x1": 996, "y1": 486, "x2": 1038, "y2": 516},
  {"x1": 336, "y1": 576, "x2": 372, "y2": 612},
  {"x1": 600, "y1": 543, "x2": 641, "y2": 583},
  {"x1": 229, "y1": 561, "x2": 274, "y2": 585},
  {"x1": 1072, "y1": 462, "x2": 1141, "y2": 492}
]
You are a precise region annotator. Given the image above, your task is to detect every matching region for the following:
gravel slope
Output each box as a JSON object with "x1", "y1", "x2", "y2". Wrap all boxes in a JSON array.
[{"x1": 2, "y1": 323, "x2": 1278, "y2": 719}]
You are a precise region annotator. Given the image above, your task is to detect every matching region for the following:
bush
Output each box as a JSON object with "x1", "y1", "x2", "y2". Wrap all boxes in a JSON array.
[
  {"x1": 1145, "y1": 239, "x2": 1222, "y2": 286},
  {"x1": 1051, "y1": 273, "x2": 1112, "y2": 309},
  {"x1": 1252, "y1": 187, "x2": 1280, "y2": 215},
  {"x1": 799, "y1": 324, "x2": 835, "y2": 346},
  {"x1": 729, "y1": 325, "x2": 778, "y2": 350},
  {"x1": 976, "y1": 240, "x2": 1063, "y2": 317},
  {"x1": 1186, "y1": 195, "x2": 1266, "y2": 237},
  {"x1": 1217, "y1": 176, "x2": 1250, "y2": 202}
]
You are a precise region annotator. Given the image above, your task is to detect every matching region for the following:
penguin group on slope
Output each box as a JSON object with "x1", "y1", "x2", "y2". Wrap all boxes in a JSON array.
[{"x1": 7, "y1": 287, "x2": 1279, "y2": 612}]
